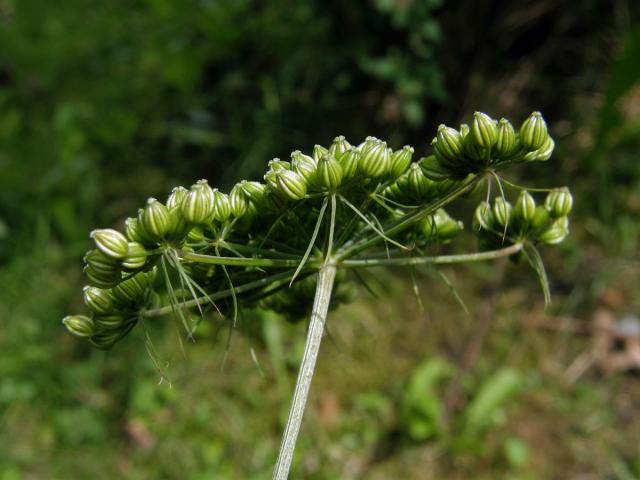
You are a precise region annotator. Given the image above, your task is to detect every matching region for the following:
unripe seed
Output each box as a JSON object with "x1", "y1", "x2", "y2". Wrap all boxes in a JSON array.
[
  {"x1": 83, "y1": 286, "x2": 114, "y2": 314},
  {"x1": 211, "y1": 189, "x2": 231, "y2": 222},
  {"x1": 313, "y1": 144, "x2": 328, "y2": 163},
  {"x1": 122, "y1": 242, "x2": 148, "y2": 271},
  {"x1": 495, "y1": 118, "x2": 517, "y2": 157},
  {"x1": 405, "y1": 163, "x2": 432, "y2": 200},
  {"x1": 434, "y1": 125, "x2": 463, "y2": 164},
  {"x1": 515, "y1": 190, "x2": 536, "y2": 224},
  {"x1": 229, "y1": 184, "x2": 248, "y2": 217},
  {"x1": 545, "y1": 187, "x2": 573, "y2": 217},
  {"x1": 538, "y1": 217, "x2": 569, "y2": 244},
  {"x1": 530, "y1": 206, "x2": 552, "y2": 233},
  {"x1": 84, "y1": 264, "x2": 121, "y2": 288},
  {"x1": 84, "y1": 248, "x2": 119, "y2": 276},
  {"x1": 338, "y1": 148, "x2": 360, "y2": 180},
  {"x1": 93, "y1": 313, "x2": 127, "y2": 331},
  {"x1": 328, "y1": 135, "x2": 351, "y2": 159},
  {"x1": 90, "y1": 228, "x2": 129, "y2": 260},
  {"x1": 124, "y1": 217, "x2": 151, "y2": 245},
  {"x1": 492, "y1": 197, "x2": 513, "y2": 228},
  {"x1": 275, "y1": 170, "x2": 307, "y2": 201},
  {"x1": 522, "y1": 136, "x2": 554, "y2": 162},
  {"x1": 470, "y1": 112, "x2": 498, "y2": 149},
  {"x1": 268, "y1": 158, "x2": 291, "y2": 171},
  {"x1": 520, "y1": 111, "x2": 548, "y2": 150},
  {"x1": 317, "y1": 153, "x2": 343, "y2": 190},
  {"x1": 432, "y1": 209, "x2": 464, "y2": 241},
  {"x1": 291, "y1": 151, "x2": 318, "y2": 187},
  {"x1": 111, "y1": 271, "x2": 150, "y2": 304},
  {"x1": 187, "y1": 226, "x2": 205, "y2": 243},
  {"x1": 139, "y1": 198, "x2": 172, "y2": 241},
  {"x1": 358, "y1": 138, "x2": 391, "y2": 178},
  {"x1": 63, "y1": 315, "x2": 95, "y2": 338},
  {"x1": 390, "y1": 146, "x2": 414, "y2": 179},
  {"x1": 419, "y1": 155, "x2": 452, "y2": 181},
  {"x1": 473, "y1": 201, "x2": 494, "y2": 230},
  {"x1": 181, "y1": 180, "x2": 214, "y2": 224},
  {"x1": 167, "y1": 206, "x2": 191, "y2": 242},
  {"x1": 166, "y1": 186, "x2": 188, "y2": 210}
]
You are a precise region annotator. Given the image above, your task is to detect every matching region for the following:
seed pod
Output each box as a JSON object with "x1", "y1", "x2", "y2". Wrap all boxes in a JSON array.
[
  {"x1": 90, "y1": 229, "x2": 129, "y2": 260},
  {"x1": 405, "y1": 163, "x2": 432, "y2": 200},
  {"x1": 90, "y1": 322, "x2": 135, "y2": 350},
  {"x1": 390, "y1": 146, "x2": 414, "y2": 179},
  {"x1": 83, "y1": 286, "x2": 114, "y2": 314},
  {"x1": 520, "y1": 111, "x2": 548, "y2": 151},
  {"x1": 122, "y1": 242, "x2": 148, "y2": 271},
  {"x1": 84, "y1": 248, "x2": 119, "y2": 277},
  {"x1": 472, "y1": 202, "x2": 493, "y2": 231},
  {"x1": 492, "y1": 197, "x2": 513, "y2": 228},
  {"x1": 268, "y1": 158, "x2": 291, "y2": 171},
  {"x1": 419, "y1": 155, "x2": 452, "y2": 181},
  {"x1": 93, "y1": 313, "x2": 127, "y2": 331},
  {"x1": 111, "y1": 271, "x2": 150, "y2": 304},
  {"x1": 229, "y1": 184, "x2": 249, "y2": 218},
  {"x1": 470, "y1": 112, "x2": 498, "y2": 149},
  {"x1": 187, "y1": 225, "x2": 205, "y2": 243},
  {"x1": 462, "y1": 127, "x2": 489, "y2": 163},
  {"x1": 291, "y1": 150, "x2": 318, "y2": 187},
  {"x1": 166, "y1": 186, "x2": 188, "y2": 210},
  {"x1": 514, "y1": 190, "x2": 536, "y2": 224},
  {"x1": 139, "y1": 198, "x2": 171, "y2": 242},
  {"x1": 84, "y1": 264, "x2": 121, "y2": 289},
  {"x1": 433, "y1": 125, "x2": 463, "y2": 166},
  {"x1": 382, "y1": 182, "x2": 405, "y2": 202},
  {"x1": 328, "y1": 135, "x2": 351, "y2": 159},
  {"x1": 167, "y1": 206, "x2": 191, "y2": 242},
  {"x1": 522, "y1": 136, "x2": 555, "y2": 162},
  {"x1": 545, "y1": 187, "x2": 573, "y2": 217},
  {"x1": 358, "y1": 138, "x2": 391, "y2": 178},
  {"x1": 338, "y1": 148, "x2": 360, "y2": 180},
  {"x1": 63, "y1": 315, "x2": 95, "y2": 338},
  {"x1": 530, "y1": 206, "x2": 551, "y2": 234},
  {"x1": 317, "y1": 153, "x2": 343, "y2": 190},
  {"x1": 124, "y1": 217, "x2": 152, "y2": 245},
  {"x1": 211, "y1": 189, "x2": 231, "y2": 222},
  {"x1": 495, "y1": 118, "x2": 517, "y2": 158},
  {"x1": 538, "y1": 217, "x2": 569, "y2": 244},
  {"x1": 432, "y1": 209, "x2": 463, "y2": 241},
  {"x1": 239, "y1": 181, "x2": 267, "y2": 205},
  {"x1": 313, "y1": 144, "x2": 328, "y2": 163},
  {"x1": 181, "y1": 180, "x2": 214, "y2": 224},
  {"x1": 275, "y1": 170, "x2": 307, "y2": 201}
]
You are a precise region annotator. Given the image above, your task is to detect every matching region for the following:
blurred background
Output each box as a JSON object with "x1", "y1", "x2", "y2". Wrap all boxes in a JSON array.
[{"x1": 1, "y1": 0, "x2": 640, "y2": 478}]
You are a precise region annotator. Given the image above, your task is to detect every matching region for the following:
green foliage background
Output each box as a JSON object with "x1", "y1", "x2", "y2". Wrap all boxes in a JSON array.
[{"x1": 1, "y1": 1, "x2": 640, "y2": 478}]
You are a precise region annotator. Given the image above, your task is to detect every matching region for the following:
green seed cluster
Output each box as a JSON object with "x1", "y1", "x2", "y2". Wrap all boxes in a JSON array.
[
  {"x1": 63, "y1": 111, "x2": 570, "y2": 349},
  {"x1": 473, "y1": 187, "x2": 573, "y2": 249},
  {"x1": 423, "y1": 111, "x2": 555, "y2": 179}
]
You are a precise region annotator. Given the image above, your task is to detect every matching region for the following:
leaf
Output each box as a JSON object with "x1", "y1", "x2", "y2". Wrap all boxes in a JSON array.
[{"x1": 522, "y1": 242, "x2": 551, "y2": 307}]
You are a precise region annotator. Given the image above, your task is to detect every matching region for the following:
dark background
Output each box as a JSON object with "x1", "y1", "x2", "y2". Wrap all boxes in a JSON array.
[{"x1": 1, "y1": 1, "x2": 640, "y2": 478}]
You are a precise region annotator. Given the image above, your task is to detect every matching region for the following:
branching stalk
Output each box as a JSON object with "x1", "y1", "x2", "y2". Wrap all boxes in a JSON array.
[{"x1": 273, "y1": 264, "x2": 337, "y2": 480}]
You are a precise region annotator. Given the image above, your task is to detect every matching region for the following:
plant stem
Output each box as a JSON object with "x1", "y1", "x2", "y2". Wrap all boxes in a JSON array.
[
  {"x1": 273, "y1": 263, "x2": 337, "y2": 480},
  {"x1": 180, "y1": 251, "x2": 306, "y2": 268},
  {"x1": 340, "y1": 243, "x2": 523, "y2": 268}
]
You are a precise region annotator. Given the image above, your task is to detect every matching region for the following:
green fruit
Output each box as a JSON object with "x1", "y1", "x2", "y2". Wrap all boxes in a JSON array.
[
  {"x1": 390, "y1": 146, "x2": 413, "y2": 179},
  {"x1": 312, "y1": 144, "x2": 328, "y2": 162},
  {"x1": 84, "y1": 264, "x2": 121, "y2": 288},
  {"x1": 337, "y1": 148, "x2": 360, "y2": 180},
  {"x1": 473, "y1": 201, "x2": 494, "y2": 230},
  {"x1": 520, "y1": 111, "x2": 548, "y2": 150},
  {"x1": 494, "y1": 118, "x2": 517, "y2": 158},
  {"x1": 166, "y1": 186, "x2": 188, "y2": 210},
  {"x1": 122, "y1": 242, "x2": 148, "y2": 271},
  {"x1": 493, "y1": 197, "x2": 513, "y2": 228},
  {"x1": 433, "y1": 125, "x2": 463, "y2": 166},
  {"x1": 93, "y1": 313, "x2": 127, "y2": 331},
  {"x1": 405, "y1": 163, "x2": 432, "y2": 200},
  {"x1": 83, "y1": 286, "x2": 114, "y2": 314},
  {"x1": 90, "y1": 228, "x2": 129, "y2": 260},
  {"x1": 84, "y1": 248, "x2": 119, "y2": 277},
  {"x1": 419, "y1": 155, "x2": 452, "y2": 181},
  {"x1": 111, "y1": 272, "x2": 150, "y2": 304},
  {"x1": 139, "y1": 198, "x2": 172, "y2": 241},
  {"x1": 328, "y1": 135, "x2": 351, "y2": 159},
  {"x1": 62, "y1": 315, "x2": 95, "y2": 338},
  {"x1": 275, "y1": 170, "x2": 307, "y2": 201},
  {"x1": 124, "y1": 217, "x2": 152, "y2": 245},
  {"x1": 181, "y1": 180, "x2": 214, "y2": 224},
  {"x1": 522, "y1": 136, "x2": 554, "y2": 162},
  {"x1": 545, "y1": 187, "x2": 573, "y2": 217},
  {"x1": 358, "y1": 138, "x2": 391, "y2": 178},
  {"x1": 530, "y1": 206, "x2": 551, "y2": 234},
  {"x1": 514, "y1": 190, "x2": 536, "y2": 224},
  {"x1": 317, "y1": 153, "x2": 343, "y2": 190},
  {"x1": 470, "y1": 112, "x2": 498, "y2": 149},
  {"x1": 538, "y1": 217, "x2": 569, "y2": 244},
  {"x1": 267, "y1": 158, "x2": 291, "y2": 171},
  {"x1": 291, "y1": 150, "x2": 318, "y2": 187},
  {"x1": 211, "y1": 189, "x2": 231, "y2": 222},
  {"x1": 229, "y1": 184, "x2": 249, "y2": 217}
]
